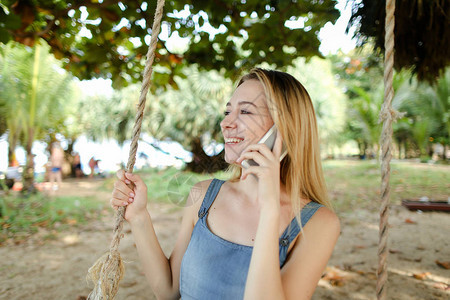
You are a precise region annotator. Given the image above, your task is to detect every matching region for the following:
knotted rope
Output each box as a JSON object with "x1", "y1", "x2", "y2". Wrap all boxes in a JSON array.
[
  {"x1": 377, "y1": 0, "x2": 404, "y2": 299},
  {"x1": 86, "y1": 0, "x2": 166, "y2": 299}
]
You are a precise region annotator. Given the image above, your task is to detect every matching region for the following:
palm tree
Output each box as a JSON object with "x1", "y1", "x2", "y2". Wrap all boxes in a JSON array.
[
  {"x1": 0, "y1": 43, "x2": 24, "y2": 166},
  {"x1": 348, "y1": 84, "x2": 384, "y2": 158},
  {"x1": 393, "y1": 68, "x2": 449, "y2": 159},
  {"x1": 78, "y1": 85, "x2": 139, "y2": 145},
  {"x1": 0, "y1": 41, "x2": 72, "y2": 192},
  {"x1": 346, "y1": 70, "x2": 411, "y2": 159},
  {"x1": 146, "y1": 66, "x2": 233, "y2": 172},
  {"x1": 287, "y1": 57, "x2": 347, "y2": 156}
]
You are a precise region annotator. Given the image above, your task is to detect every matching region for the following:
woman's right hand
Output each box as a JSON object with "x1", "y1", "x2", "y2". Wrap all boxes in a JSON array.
[{"x1": 110, "y1": 170, "x2": 148, "y2": 222}]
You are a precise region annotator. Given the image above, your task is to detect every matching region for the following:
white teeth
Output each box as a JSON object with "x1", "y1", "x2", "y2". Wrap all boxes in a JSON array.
[{"x1": 225, "y1": 138, "x2": 243, "y2": 144}]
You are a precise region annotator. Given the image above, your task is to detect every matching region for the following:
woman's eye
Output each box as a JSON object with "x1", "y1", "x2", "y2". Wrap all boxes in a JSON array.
[{"x1": 224, "y1": 110, "x2": 252, "y2": 115}]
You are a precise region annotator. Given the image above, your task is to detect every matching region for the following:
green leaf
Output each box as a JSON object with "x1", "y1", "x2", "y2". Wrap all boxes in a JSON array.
[{"x1": 0, "y1": 9, "x2": 22, "y2": 29}]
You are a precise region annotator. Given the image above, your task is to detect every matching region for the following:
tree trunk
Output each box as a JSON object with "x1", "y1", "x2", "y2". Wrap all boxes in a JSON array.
[
  {"x1": 7, "y1": 129, "x2": 20, "y2": 166},
  {"x1": 186, "y1": 137, "x2": 228, "y2": 173},
  {"x1": 22, "y1": 43, "x2": 40, "y2": 194},
  {"x1": 7, "y1": 140, "x2": 16, "y2": 166},
  {"x1": 445, "y1": 144, "x2": 449, "y2": 160},
  {"x1": 65, "y1": 137, "x2": 76, "y2": 177},
  {"x1": 358, "y1": 141, "x2": 368, "y2": 159},
  {"x1": 22, "y1": 131, "x2": 36, "y2": 194},
  {"x1": 357, "y1": 141, "x2": 363, "y2": 158}
]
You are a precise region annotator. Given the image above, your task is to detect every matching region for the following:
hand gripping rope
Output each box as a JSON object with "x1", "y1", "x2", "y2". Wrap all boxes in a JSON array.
[{"x1": 86, "y1": 1, "x2": 166, "y2": 299}]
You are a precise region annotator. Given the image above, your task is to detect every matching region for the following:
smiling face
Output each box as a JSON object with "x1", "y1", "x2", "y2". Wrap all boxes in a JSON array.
[{"x1": 220, "y1": 79, "x2": 274, "y2": 164}]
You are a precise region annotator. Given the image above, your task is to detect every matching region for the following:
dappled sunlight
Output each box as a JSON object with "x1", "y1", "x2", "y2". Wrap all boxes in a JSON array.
[
  {"x1": 62, "y1": 234, "x2": 80, "y2": 246},
  {"x1": 76, "y1": 181, "x2": 101, "y2": 189},
  {"x1": 359, "y1": 221, "x2": 379, "y2": 231},
  {"x1": 318, "y1": 266, "x2": 356, "y2": 288},
  {"x1": 389, "y1": 267, "x2": 450, "y2": 285}
]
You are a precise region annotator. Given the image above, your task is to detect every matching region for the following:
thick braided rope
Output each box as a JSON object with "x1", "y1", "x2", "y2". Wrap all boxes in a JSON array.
[
  {"x1": 111, "y1": 0, "x2": 166, "y2": 253},
  {"x1": 86, "y1": 1, "x2": 166, "y2": 299},
  {"x1": 377, "y1": 0, "x2": 398, "y2": 299}
]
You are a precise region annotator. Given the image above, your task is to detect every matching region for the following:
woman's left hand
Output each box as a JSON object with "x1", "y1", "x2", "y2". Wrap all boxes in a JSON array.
[{"x1": 236, "y1": 133, "x2": 284, "y2": 212}]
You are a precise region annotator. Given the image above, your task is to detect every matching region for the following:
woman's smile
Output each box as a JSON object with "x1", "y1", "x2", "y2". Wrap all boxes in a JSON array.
[{"x1": 224, "y1": 137, "x2": 244, "y2": 144}]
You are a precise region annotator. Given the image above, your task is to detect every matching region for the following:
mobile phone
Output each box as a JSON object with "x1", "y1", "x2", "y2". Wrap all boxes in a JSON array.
[{"x1": 241, "y1": 125, "x2": 288, "y2": 169}]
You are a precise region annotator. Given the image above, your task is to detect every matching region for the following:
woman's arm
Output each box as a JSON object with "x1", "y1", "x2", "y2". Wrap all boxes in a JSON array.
[
  {"x1": 129, "y1": 199, "x2": 198, "y2": 299},
  {"x1": 237, "y1": 136, "x2": 340, "y2": 299},
  {"x1": 244, "y1": 204, "x2": 284, "y2": 299},
  {"x1": 281, "y1": 208, "x2": 340, "y2": 299},
  {"x1": 111, "y1": 172, "x2": 209, "y2": 299},
  {"x1": 244, "y1": 206, "x2": 340, "y2": 300}
]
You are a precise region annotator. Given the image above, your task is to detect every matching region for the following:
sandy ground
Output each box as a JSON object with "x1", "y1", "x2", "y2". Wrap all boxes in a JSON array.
[{"x1": 0, "y1": 178, "x2": 449, "y2": 300}]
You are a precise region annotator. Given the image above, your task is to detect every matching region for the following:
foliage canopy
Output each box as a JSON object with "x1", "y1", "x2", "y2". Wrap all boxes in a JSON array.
[
  {"x1": 0, "y1": 0, "x2": 339, "y2": 88},
  {"x1": 349, "y1": 0, "x2": 450, "y2": 82}
]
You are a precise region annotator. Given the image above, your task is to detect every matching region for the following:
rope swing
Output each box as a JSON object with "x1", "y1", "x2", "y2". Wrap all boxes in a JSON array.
[
  {"x1": 86, "y1": 0, "x2": 166, "y2": 299},
  {"x1": 377, "y1": 0, "x2": 402, "y2": 299},
  {"x1": 85, "y1": 0, "x2": 399, "y2": 299}
]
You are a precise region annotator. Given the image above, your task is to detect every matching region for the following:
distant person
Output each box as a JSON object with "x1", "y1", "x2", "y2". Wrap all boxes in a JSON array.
[
  {"x1": 49, "y1": 142, "x2": 64, "y2": 190},
  {"x1": 73, "y1": 152, "x2": 83, "y2": 178},
  {"x1": 88, "y1": 157, "x2": 100, "y2": 178}
]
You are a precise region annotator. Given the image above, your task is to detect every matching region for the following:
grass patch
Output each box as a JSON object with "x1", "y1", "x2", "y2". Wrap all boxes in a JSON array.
[
  {"x1": 0, "y1": 161, "x2": 444, "y2": 244},
  {"x1": 102, "y1": 162, "x2": 448, "y2": 213},
  {"x1": 0, "y1": 193, "x2": 106, "y2": 244},
  {"x1": 323, "y1": 160, "x2": 450, "y2": 212},
  {"x1": 102, "y1": 167, "x2": 230, "y2": 206}
]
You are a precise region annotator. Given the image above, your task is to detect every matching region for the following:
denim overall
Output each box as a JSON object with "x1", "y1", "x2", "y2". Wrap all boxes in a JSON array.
[{"x1": 179, "y1": 179, "x2": 323, "y2": 299}]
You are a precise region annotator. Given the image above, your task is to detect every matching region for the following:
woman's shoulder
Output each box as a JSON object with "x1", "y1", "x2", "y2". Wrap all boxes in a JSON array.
[
  {"x1": 307, "y1": 204, "x2": 341, "y2": 236},
  {"x1": 289, "y1": 204, "x2": 340, "y2": 257},
  {"x1": 180, "y1": 179, "x2": 213, "y2": 226},
  {"x1": 184, "y1": 179, "x2": 218, "y2": 213}
]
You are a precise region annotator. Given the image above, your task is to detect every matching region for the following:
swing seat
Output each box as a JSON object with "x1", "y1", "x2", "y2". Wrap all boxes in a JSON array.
[{"x1": 401, "y1": 199, "x2": 450, "y2": 212}]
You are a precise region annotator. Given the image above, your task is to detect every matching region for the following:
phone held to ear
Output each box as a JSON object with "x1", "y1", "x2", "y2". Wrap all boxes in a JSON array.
[{"x1": 241, "y1": 125, "x2": 288, "y2": 169}]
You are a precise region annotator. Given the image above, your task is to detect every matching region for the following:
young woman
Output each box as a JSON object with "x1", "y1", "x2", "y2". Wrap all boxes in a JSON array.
[{"x1": 110, "y1": 68, "x2": 340, "y2": 299}]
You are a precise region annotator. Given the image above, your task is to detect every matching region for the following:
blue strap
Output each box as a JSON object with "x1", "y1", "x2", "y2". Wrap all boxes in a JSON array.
[
  {"x1": 197, "y1": 179, "x2": 225, "y2": 219},
  {"x1": 278, "y1": 201, "x2": 323, "y2": 267}
]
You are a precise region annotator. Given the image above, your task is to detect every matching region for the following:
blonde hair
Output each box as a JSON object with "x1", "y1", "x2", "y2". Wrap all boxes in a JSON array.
[{"x1": 226, "y1": 68, "x2": 332, "y2": 215}]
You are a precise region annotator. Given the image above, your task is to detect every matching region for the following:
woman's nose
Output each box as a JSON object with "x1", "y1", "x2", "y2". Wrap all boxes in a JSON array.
[{"x1": 220, "y1": 112, "x2": 238, "y2": 129}]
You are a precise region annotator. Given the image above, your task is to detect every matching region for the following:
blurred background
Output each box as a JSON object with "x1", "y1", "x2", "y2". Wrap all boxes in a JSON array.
[
  {"x1": 0, "y1": 0, "x2": 448, "y2": 188},
  {"x1": 0, "y1": 0, "x2": 448, "y2": 299}
]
